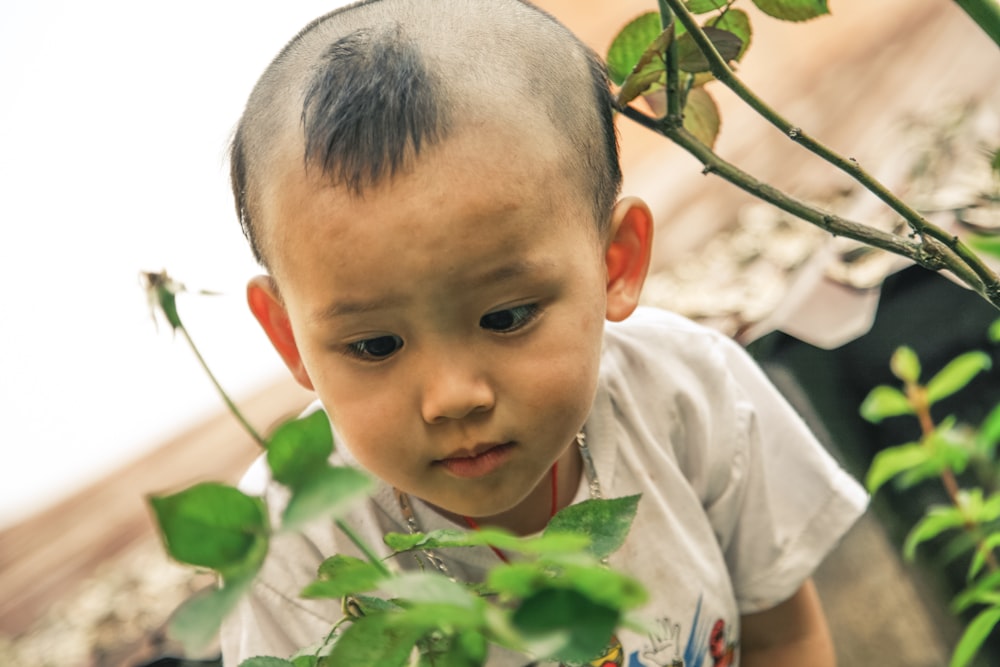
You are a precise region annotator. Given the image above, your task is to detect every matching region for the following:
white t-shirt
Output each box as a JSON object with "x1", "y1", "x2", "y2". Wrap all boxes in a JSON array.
[{"x1": 221, "y1": 307, "x2": 867, "y2": 666}]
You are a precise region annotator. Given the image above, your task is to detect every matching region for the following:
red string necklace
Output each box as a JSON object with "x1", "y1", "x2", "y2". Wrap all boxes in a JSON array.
[{"x1": 462, "y1": 460, "x2": 559, "y2": 564}]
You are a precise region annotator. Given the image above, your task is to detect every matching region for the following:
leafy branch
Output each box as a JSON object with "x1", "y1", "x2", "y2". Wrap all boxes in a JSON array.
[
  {"x1": 610, "y1": 0, "x2": 1000, "y2": 309},
  {"x1": 861, "y1": 335, "x2": 1000, "y2": 667}
]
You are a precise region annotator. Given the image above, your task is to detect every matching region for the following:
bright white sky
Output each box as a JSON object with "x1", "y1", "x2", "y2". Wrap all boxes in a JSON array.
[{"x1": 0, "y1": 1, "x2": 352, "y2": 528}]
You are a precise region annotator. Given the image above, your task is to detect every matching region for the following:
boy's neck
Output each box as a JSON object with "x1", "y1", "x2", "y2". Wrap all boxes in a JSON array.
[{"x1": 432, "y1": 441, "x2": 583, "y2": 536}]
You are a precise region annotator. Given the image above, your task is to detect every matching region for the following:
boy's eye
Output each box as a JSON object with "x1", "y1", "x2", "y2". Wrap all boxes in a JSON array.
[
  {"x1": 480, "y1": 304, "x2": 539, "y2": 333},
  {"x1": 346, "y1": 335, "x2": 403, "y2": 360}
]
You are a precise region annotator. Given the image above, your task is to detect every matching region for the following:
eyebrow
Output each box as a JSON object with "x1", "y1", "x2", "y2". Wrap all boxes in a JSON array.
[{"x1": 312, "y1": 258, "x2": 553, "y2": 322}]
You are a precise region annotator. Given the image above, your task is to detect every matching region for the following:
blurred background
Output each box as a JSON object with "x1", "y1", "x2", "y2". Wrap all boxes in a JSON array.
[{"x1": 1, "y1": 0, "x2": 998, "y2": 665}]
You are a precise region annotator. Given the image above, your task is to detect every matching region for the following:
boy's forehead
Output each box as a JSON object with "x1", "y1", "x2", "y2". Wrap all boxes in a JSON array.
[{"x1": 258, "y1": 113, "x2": 593, "y2": 279}]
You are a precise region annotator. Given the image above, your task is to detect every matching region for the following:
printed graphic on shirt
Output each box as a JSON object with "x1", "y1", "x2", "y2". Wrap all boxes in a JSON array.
[{"x1": 625, "y1": 596, "x2": 737, "y2": 667}]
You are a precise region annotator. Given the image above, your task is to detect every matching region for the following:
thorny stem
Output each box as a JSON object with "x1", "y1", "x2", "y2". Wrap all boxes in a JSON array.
[
  {"x1": 657, "y1": 0, "x2": 681, "y2": 121},
  {"x1": 908, "y1": 381, "x2": 1000, "y2": 572},
  {"x1": 178, "y1": 325, "x2": 268, "y2": 449},
  {"x1": 652, "y1": 0, "x2": 1000, "y2": 309},
  {"x1": 619, "y1": 105, "x2": 961, "y2": 268}
]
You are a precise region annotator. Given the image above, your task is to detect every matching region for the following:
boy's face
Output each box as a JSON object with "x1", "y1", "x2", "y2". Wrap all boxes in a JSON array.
[{"x1": 250, "y1": 118, "x2": 650, "y2": 524}]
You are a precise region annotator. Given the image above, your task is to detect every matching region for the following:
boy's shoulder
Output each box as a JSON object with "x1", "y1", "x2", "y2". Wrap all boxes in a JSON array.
[{"x1": 600, "y1": 306, "x2": 742, "y2": 390}]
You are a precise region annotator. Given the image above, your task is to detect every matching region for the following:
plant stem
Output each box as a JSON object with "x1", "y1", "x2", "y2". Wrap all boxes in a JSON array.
[
  {"x1": 619, "y1": 104, "x2": 968, "y2": 270},
  {"x1": 337, "y1": 518, "x2": 391, "y2": 575},
  {"x1": 179, "y1": 325, "x2": 268, "y2": 449},
  {"x1": 657, "y1": 0, "x2": 681, "y2": 122},
  {"x1": 656, "y1": 0, "x2": 1000, "y2": 309},
  {"x1": 955, "y1": 0, "x2": 1000, "y2": 46}
]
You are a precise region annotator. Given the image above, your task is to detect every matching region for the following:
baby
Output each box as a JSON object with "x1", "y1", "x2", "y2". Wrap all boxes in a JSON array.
[{"x1": 222, "y1": 1, "x2": 867, "y2": 665}]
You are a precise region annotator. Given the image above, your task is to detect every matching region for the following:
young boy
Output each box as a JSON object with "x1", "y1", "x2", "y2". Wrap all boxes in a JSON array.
[{"x1": 222, "y1": 0, "x2": 867, "y2": 665}]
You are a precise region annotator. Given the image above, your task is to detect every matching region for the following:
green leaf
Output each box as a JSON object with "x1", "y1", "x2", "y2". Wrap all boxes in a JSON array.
[
  {"x1": 953, "y1": 570, "x2": 1000, "y2": 613},
  {"x1": 291, "y1": 657, "x2": 318, "y2": 667},
  {"x1": 281, "y1": 465, "x2": 374, "y2": 531},
  {"x1": 487, "y1": 560, "x2": 647, "y2": 612},
  {"x1": 859, "y1": 385, "x2": 914, "y2": 423},
  {"x1": 751, "y1": 0, "x2": 829, "y2": 22},
  {"x1": 607, "y1": 13, "x2": 663, "y2": 85},
  {"x1": 267, "y1": 410, "x2": 334, "y2": 489},
  {"x1": 865, "y1": 443, "x2": 929, "y2": 494},
  {"x1": 903, "y1": 506, "x2": 967, "y2": 560},
  {"x1": 707, "y1": 9, "x2": 752, "y2": 61},
  {"x1": 385, "y1": 527, "x2": 589, "y2": 557},
  {"x1": 683, "y1": 87, "x2": 721, "y2": 148},
  {"x1": 301, "y1": 555, "x2": 389, "y2": 599},
  {"x1": 170, "y1": 574, "x2": 255, "y2": 655},
  {"x1": 890, "y1": 346, "x2": 922, "y2": 384},
  {"x1": 382, "y1": 572, "x2": 481, "y2": 610},
  {"x1": 676, "y1": 27, "x2": 744, "y2": 72},
  {"x1": 685, "y1": 0, "x2": 728, "y2": 13},
  {"x1": 545, "y1": 495, "x2": 640, "y2": 560},
  {"x1": 950, "y1": 605, "x2": 1000, "y2": 667},
  {"x1": 616, "y1": 26, "x2": 675, "y2": 106},
  {"x1": 417, "y1": 630, "x2": 487, "y2": 667},
  {"x1": 325, "y1": 613, "x2": 422, "y2": 667},
  {"x1": 968, "y1": 533, "x2": 1000, "y2": 581},
  {"x1": 150, "y1": 482, "x2": 268, "y2": 577},
  {"x1": 240, "y1": 659, "x2": 296, "y2": 667},
  {"x1": 384, "y1": 529, "x2": 468, "y2": 552},
  {"x1": 512, "y1": 588, "x2": 618, "y2": 664},
  {"x1": 989, "y1": 318, "x2": 1000, "y2": 343},
  {"x1": 969, "y1": 234, "x2": 1000, "y2": 259},
  {"x1": 926, "y1": 351, "x2": 992, "y2": 404},
  {"x1": 416, "y1": 629, "x2": 485, "y2": 667},
  {"x1": 977, "y1": 402, "x2": 1000, "y2": 457}
]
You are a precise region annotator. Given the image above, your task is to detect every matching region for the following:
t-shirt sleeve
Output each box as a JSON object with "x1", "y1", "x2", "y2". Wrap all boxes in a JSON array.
[{"x1": 703, "y1": 331, "x2": 868, "y2": 614}]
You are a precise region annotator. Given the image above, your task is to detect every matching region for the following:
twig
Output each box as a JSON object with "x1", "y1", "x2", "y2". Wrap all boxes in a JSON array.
[{"x1": 652, "y1": 0, "x2": 1000, "y2": 308}]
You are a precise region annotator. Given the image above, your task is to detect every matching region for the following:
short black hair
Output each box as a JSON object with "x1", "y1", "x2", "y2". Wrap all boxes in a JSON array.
[{"x1": 230, "y1": 0, "x2": 622, "y2": 270}]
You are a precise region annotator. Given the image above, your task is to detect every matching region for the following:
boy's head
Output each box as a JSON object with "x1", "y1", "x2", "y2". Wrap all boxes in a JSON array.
[
  {"x1": 231, "y1": 0, "x2": 621, "y2": 275},
  {"x1": 236, "y1": 0, "x2": 654, "y2": 530}
]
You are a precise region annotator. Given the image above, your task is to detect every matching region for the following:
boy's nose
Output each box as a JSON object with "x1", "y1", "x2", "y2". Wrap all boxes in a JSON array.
[{"x1": 420, "y1": 363, "x2": 495, "y2": 424}]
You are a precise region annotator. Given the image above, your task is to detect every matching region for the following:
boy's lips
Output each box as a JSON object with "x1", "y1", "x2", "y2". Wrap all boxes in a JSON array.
[{"x1": 436, "y1": 442, "x2": 514, "y2": 479}]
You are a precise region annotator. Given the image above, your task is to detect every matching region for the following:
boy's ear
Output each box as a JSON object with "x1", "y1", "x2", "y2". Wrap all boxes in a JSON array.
[
  {"x1": 604, "y1": 196, "x2": 653, "y2": 322},
  {"x1": 247, "y1": 276, "x2": 314, "y2": 391}
]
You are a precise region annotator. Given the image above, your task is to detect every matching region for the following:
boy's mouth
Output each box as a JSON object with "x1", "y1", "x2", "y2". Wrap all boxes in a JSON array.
[{"x1": 436, "y1": 442, "x2": 514, "y2": 479}]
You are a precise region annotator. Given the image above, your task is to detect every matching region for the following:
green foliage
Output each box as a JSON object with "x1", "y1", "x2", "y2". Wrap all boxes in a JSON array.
[
  {"x1": 865, "y1": 443, "x2": 927, "y2": 494},
  {"x1": 150, "y1": 483, "x2": 269, "y2": 576},
  {"x1": 266, "y1": 410, "x2": 334, "y2": 487},
  {"x1": 859, "y1": 385, "x2": 914, "y2": 423},
  {"x1": 952, "y1": 606, "x2": 1000, "y2": 667},
  {"x1": 890, "y1": 346, "x2": 922, "y2": 384},
  {"x1": 607, "y1": 13, "x2": 664, "y2": 86},
  {"x1": 240, "y1": 658, "x2": 297, "y2": 667},
  {"x1": 545, "y1": 494, "x2": 641, "y2": 560},
  {"x1": 926, "y1": 352, "x2": 992, "y2": 405},
  {"x1": 607, "y1": 6, "x2": 752, "y2": 147},
  {"x1": 752, "y1": 0, "x2": 829, "y2": 22},
  {"x1": 864, "y1": 333, "x2": 1000, "y2": 667},
  {"x1": 608, "y1": 0, "x2": 839, "y2": 150},
  {"x1": 707, "y1": 9, "x2": 752, "y2": 60},
  {"x1": 685, "y1": 0, "x2": 728, "y2": 13},
  {"x1": 969, "y1": 234, "x2": 1000, "y2": 259},
  {"x1": 301, "y1": 555, "x2": 389, "y2": 599}
]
